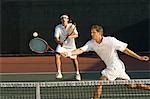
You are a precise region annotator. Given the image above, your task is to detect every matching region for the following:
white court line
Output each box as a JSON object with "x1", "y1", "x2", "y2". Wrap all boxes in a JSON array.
[{"x1": 0, "y1": 70, "x2": 149, "y2": 75}]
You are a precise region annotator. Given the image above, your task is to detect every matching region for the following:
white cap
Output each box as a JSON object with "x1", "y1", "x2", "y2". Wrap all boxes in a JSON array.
[{"x1": 60, "y1": 15, "x2": 69, "y2": 19}]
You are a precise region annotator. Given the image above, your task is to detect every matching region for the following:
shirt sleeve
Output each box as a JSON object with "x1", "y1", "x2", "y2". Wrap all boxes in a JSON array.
[
  {"x1": 80, "y1": 41, "x2": 93, "y2": 52},
  {"x1": 73, "y1": 25, "x2": 78, "y2": 35},
  {"x1": 54, "y1": 26, "x2": 60, "y2": 38},
  {"x1": 112, "y1": 37, "x2": 128, "y2": 52}
]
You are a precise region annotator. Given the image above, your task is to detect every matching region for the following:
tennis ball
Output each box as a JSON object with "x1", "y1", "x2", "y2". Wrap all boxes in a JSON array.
[{"x1": 33, "y1": 32, "x2": 38, "y2": 37}]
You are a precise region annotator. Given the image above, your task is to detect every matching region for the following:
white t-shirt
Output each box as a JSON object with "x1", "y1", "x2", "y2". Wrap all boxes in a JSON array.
[
  {"x1": 54, "y1": 23, "x2": 78, "y2": 49},
  {"x1": 80, "y1": 36, "x2": 128, "y2": 70}
]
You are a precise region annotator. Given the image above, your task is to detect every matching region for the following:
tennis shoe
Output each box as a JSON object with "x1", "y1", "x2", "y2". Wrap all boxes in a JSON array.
[
  {"x1": 75, "y1": 74, "x2": 81, "y2": 81},
  {"x1": 56, "y1": 73, "x2": 63, "y2": 79}
]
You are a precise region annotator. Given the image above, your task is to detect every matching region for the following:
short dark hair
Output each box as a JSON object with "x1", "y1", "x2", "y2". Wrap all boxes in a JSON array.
[{"x1": 91, "y1": 25, "x2": 103, "y2": 36}]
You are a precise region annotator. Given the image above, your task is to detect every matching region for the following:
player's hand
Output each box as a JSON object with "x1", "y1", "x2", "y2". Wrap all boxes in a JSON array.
[
  {"x1": 60, "y1": 52, "x2": 68, "y2": 58},
  {"x1": 139, "y1": 56, "x2": 149, "y2": 61},
  {"x1": 61, "y1": 52, "x2": 72, "y2": 58}
]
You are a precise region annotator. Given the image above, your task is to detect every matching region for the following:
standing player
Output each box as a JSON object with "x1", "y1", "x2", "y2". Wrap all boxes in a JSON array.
[
  {"x1": 64, "y1": 25, "x2": 150, "y2": 99},
  {"x1": 54, "y1": 14, "x2": 81, "y2": 81}
]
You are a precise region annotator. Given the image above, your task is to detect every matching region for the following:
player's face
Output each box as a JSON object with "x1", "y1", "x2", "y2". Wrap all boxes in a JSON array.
[
  {"x1": 91, "y1": 29, "x2": 101, "y2": 40},
  {"x1": 61, "y1": 17, "x2": 69, "y2": 26}
]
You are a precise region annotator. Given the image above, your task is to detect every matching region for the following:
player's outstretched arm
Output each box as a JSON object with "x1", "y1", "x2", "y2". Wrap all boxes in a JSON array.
[
  {"x1": 62, "y1": 48, "x2": 84, "y2": 58},
  {"x1": 123, "y1": 48, "x2": 149, "y2": 61},
  {"x1": 72, "y1": 48, "x2": 84, "y2": 55}
]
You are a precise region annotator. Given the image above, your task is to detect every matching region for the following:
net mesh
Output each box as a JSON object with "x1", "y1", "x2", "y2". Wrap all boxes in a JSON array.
[{"x1": 0, "y1": 79, "x2": 150, "y2": 99}]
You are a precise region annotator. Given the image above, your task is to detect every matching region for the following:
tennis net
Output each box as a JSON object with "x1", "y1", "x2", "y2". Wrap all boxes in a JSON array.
[{"x1": 0, "y1": 79, "x2": 150, "y2": 99}]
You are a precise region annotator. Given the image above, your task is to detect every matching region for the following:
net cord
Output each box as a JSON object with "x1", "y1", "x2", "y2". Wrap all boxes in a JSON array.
[{"x1": 0, "y1": 79, "x2": 149, "y2": 87}]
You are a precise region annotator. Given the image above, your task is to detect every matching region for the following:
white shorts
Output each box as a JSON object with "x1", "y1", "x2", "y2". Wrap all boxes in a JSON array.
[
  {"x1": 101, "y1": 67, "x2": 130, "y2": 81},
  {"x1": 55, "y1": 45, "x2": 77, "y2": 59}
]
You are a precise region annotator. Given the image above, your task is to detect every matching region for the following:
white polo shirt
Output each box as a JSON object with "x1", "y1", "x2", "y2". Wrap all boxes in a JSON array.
[
  {"x1": 80, "y1": 36, "x2": 128, "y2": 70},
  {"x1": 54, "y1": 23, "x2": 78, "y2": 49}
]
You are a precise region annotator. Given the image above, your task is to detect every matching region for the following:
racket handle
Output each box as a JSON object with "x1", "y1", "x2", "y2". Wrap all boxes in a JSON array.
[
  {"x1": 48, "y1": 45, "x2": 55, "y2": 52},
  {"x1": 64, "y1": 36, "x2": 69, "y2": 42}
]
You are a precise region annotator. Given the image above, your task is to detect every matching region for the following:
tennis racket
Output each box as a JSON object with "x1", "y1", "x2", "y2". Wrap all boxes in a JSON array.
[{"x1": 29, "y1": 37, "x2": 58, "y2": 54}]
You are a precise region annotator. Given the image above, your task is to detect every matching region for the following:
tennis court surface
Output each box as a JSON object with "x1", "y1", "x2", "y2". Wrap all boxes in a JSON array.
[{"x1": 0, "y1": 54, "x2": 150, "y2": 99}]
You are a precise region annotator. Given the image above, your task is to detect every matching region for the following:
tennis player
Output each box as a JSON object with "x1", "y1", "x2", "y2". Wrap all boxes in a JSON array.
[
  {"x1": 54, "y1": 14, "x2": 81, "y2": 81},
  {"x1": 64, "y1": 25, "x2": 150, "y2": 99}
]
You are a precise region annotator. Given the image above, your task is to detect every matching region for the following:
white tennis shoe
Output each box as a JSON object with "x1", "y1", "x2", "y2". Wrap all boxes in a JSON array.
[
  {"x1": 56, "y1": 73, "x2": 63, "y2": 79},
  {"x1": 75, "y1": 74, "x2": 81, "y2": 81}
]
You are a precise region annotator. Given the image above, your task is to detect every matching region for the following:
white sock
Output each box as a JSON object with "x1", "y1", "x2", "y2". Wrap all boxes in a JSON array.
[
  {"x1": 58, "y1": 70, "x2": 61, "y2": 74},
  {"x1": 76, "y1": 71, "x2": 79, "y2": 74}
]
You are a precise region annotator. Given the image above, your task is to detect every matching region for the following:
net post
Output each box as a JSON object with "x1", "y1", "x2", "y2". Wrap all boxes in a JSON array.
[{"x1": 36, "y1": 83, "x2": 41, "y2": 99}]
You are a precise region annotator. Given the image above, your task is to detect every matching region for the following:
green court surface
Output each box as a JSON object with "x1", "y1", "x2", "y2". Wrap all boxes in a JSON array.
[
  {"x1": 0, "y1": 71, "x2": 150, "y2": 99},
  {"x1": 0, "y1": 71, "x2": 150, "y2": 82},
  {"x1": 0, "y1": 80, "x2": 150, "y2": 99}
]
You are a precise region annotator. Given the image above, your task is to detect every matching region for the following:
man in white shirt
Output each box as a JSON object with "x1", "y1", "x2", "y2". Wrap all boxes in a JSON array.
[
  {"x1": 54, "y1": 14, "x2": 81, "y2": 81},
  {"x1": 64, "y1": 25, "x2": 150, "y2": 99}
]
